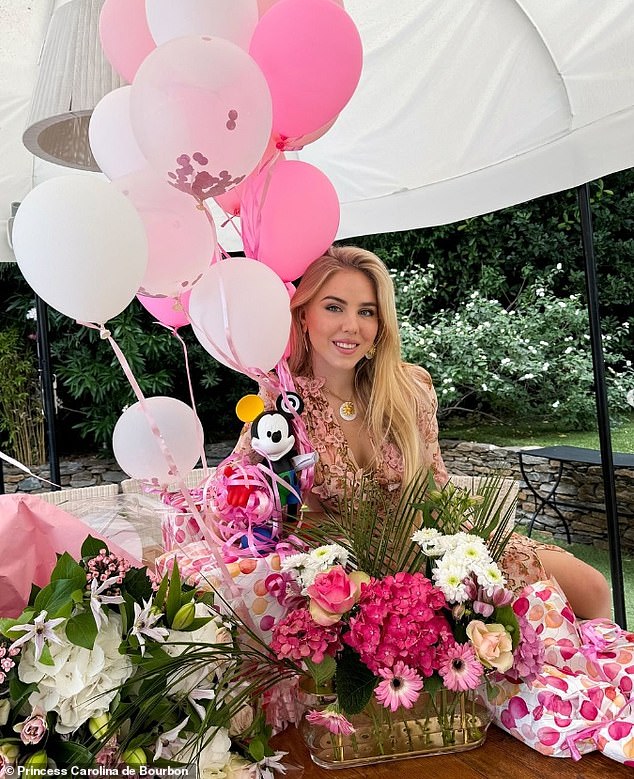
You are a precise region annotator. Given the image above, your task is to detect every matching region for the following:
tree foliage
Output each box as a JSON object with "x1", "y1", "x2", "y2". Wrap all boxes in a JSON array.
[{"x1": 1, "y1": 171, "x2": 632, "y2": 453}]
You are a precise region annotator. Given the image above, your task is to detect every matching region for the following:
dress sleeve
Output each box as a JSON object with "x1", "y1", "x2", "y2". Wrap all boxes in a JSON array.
[{"x1": 407, "y1": 364, "x2": 449, "y2": 487}]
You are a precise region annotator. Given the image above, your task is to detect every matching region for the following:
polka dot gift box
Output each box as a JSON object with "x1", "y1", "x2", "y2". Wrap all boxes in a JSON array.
[{"x1": 155, "y1": 542, "x2": 287, "y2": 643}]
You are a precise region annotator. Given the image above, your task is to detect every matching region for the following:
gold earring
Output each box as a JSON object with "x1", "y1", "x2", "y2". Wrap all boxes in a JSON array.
[
  {"x1": 302, "y1": 329, "x2": 310, "y2": 353},
  {"x1": 365, "y1": 344, "x2": 376, "y2": 360}
]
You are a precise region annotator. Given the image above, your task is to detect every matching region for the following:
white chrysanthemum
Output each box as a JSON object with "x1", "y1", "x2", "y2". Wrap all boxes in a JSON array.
[
  {"x1": 280, "y1": 552, "x2": 309, "y2": 571},
  {"x1": 476, "y1": 562, "x2": 507, "y2": 591},
  {"x1": 411, "y1": 528, "x2": 443, "y2": 554},
  {"x1": 19, "y1": 613, "x2": 133, "y2": 734},
  {"x1": 453, "y1": 538, "x2": 491, "y2": 568},
  {"x1": 413, "y1": 530, "x2": 459, "y2": 557},
  {"x1": 432, "y1": 559, "x2": 469, "y2": 603},
  {"x1": 310, "y1": 544, "x2": 349, "y2": 569}
]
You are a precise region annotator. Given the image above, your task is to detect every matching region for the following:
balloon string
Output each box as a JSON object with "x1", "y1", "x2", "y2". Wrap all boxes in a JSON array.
[
  {"x1": 216, "y1": 276, "x2": 281, "y2": 397},
  {"x1": 243, "y1": 150, "x2": 281, "y2": 259},
  {"x1": 0, "y1": 450, "x2": 62, "y2": 489},
  {"x1": 198, "y1": 200, "x2": 241, "y2": 257},
  {"x1": 153, "y1": 321, "x2": 208, "y2": 473},
  {"x1": 275, "y1": 359, "x2": 316, "y2": 495},
  {"x1": 75, "y1": 320, "x2": 244, "y2": 607}
]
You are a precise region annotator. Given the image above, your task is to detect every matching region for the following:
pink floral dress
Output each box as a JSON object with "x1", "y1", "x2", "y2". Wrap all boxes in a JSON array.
[{"x1": 233, "y1": 366, "x2": 551, "y2": 592}]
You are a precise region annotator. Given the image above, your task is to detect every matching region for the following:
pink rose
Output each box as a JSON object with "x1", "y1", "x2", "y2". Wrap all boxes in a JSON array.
[
  {"x1": 15, "y1": 707, "x2": 47, "y2": 745},
  {"x1": 307, "y1": 566, "x2": 369, "y2": 626},
  {"x1": 466, "y1": 620, "x2": 514, "y2": 672}
]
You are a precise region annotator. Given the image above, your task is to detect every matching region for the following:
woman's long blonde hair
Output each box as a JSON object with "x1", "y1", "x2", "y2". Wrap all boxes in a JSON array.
[{"x1": 289, "y1": 246, "x2": 424, "y2": 487}]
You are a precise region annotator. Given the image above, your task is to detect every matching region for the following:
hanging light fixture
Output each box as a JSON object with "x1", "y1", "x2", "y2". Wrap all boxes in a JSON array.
[{"x1": 22, "y1": 0, "x2": 123, "y2": 172}]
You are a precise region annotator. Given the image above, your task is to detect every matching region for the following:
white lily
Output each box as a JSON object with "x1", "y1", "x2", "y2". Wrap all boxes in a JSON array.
[
  {"x1": 130, "y1": 599, "x2": 169, "y2": 655},
  {"x1": 154, "y1": 717, "x2": 190, "y2": 762},
  {"x1": 188, "y1": 687, "x2": 216, "y2": 720},
  {"x1": 249, "y1": 751, "x2": 288, "y2": 779},
  {"x1": 8, "y1": 610, "x2": 65, "y2": 662},
  {"x1": 89, "y1": 576, "x2": 125, "y2": 630}
]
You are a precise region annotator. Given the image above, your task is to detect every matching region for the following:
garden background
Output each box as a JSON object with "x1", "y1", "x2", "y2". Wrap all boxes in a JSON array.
[{"x1": 2, "y1": 169, "x2": 633, "y2": 462}]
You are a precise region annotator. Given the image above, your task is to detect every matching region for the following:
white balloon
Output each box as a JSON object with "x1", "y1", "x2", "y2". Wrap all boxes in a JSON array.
[
  {"x1": 114, "y1": 168, "x2": 216, "y2": 297},
  {"x1": 89, "y1": 86, "x2": 147, "y2": 180},
  {"x1": 12, "y1": 177, "x2": 147, "y2": 324},
  {"x1": 189, "y1": 257, "x2": 291, "y2": 373},
  {"x1": 146, "y1": 0, "x2": 259, "y2": 50},
  {"x1": 113, "y1": 396, "x2": 203, "y2": 483}
]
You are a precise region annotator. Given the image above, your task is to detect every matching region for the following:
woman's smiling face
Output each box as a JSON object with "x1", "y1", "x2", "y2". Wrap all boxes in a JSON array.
[{"x1": 301, "y1": 268, "x2": 379, "y2": 378}]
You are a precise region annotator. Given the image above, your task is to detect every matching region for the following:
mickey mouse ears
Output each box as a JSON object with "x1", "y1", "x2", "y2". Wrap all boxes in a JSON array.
[{"x1": 235, "y1": 394, "x2": 265, "y2": 423}]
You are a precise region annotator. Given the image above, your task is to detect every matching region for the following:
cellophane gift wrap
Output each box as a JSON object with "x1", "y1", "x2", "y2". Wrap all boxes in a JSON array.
[
  {"x1": 482, "y1": 577, "x2": 634, "y2": 765},
  {"x1": 154, "y1": 464, "x2": 296, "y2": 643}
]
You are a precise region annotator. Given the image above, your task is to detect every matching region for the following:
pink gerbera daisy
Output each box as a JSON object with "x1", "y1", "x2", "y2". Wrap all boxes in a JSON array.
[
  {"x1": 438, "y1": 643, "x2": 483, "y2": 691},
  {"x1": 305, "y1": 707, "x2": 356, "y2": 735},
  {"x1": 374, "y1": 661, "x2": 423, "y2": 712}
]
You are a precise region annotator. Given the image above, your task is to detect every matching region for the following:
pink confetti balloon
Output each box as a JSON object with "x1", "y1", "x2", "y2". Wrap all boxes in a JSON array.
[{"x1": 130, "y1": 36, "x2": 272, "y2": 198}]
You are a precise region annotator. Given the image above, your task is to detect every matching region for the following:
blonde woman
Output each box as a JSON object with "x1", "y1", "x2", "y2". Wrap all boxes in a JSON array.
[{"x1": 238, "y1": 246, "x2": 611, "y2": 619}]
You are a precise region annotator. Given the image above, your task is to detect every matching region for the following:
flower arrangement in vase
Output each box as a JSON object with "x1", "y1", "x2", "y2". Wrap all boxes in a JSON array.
[
  {"x1": 269, "y1": 476, "x2": 545, "y2": 768},
  {"x1": 0, "y1": 536, "x2": 294, "y2": 776}
]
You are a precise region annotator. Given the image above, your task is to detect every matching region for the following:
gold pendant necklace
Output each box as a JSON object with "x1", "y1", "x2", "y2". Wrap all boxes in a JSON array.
[{"x1": 325, "y1": 385, "x2": 357, "y2": 422}]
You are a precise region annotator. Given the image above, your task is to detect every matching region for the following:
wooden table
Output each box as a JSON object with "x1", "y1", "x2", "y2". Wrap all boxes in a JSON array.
[{"x1": 273, "y1": 723, "x2": 631, "y2": 778}]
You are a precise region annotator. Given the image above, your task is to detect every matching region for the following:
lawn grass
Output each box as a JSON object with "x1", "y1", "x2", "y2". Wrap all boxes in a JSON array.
[{"x1": 441, "y1": 412, "x2": 634, "y2": 452}]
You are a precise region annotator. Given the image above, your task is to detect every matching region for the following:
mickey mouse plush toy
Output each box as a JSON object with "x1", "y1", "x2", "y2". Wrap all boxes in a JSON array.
[{"x1": 237, "y1": 391, "x2": 317, "y2": 521}]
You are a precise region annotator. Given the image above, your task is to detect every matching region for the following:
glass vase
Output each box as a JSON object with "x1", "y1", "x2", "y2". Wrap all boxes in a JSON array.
[{"x1": 298, "y1": 681, "x2": 492, "y2": 769}]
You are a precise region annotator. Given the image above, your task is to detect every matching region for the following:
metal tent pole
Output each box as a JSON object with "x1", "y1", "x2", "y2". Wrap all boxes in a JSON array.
[
  {"x1": 35, "y1": 295, "x2": 61, "y2": 489},
  {"x1": 577, "y1": 183, "x2": 626, "y2": 627}
]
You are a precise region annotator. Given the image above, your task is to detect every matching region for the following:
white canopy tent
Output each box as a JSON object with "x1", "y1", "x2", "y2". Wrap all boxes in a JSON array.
[
  {"x1": 3, "y1": 1, "x2": 634, "y2": 258},
  {"x1": 1, "y1": 0, "x2": 634, "y2": 622}
]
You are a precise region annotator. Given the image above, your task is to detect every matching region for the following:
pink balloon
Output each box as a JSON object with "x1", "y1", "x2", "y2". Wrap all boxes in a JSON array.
[
  {"x1": 275, "y1": 116, "x2": 338, "y2": 151},
  {"x1": 137, "y1": 291, "x2": 191, "y2": 329},
  {"x1": 99, "y1": 0, "x2": 156, "y2": 83},
  {"x1": 241, "y1": 159, "x2": 340, "y2": 282},
  {"x1": 89, "y1": 87, "x2": 147, "y2": 180},
  {"x1": 250, "y1": 0, "x2": 362, "y2": 139},
  {"x1": 258, "y1": 0, "x2": 344, "y2": 17},
  {"x1": 130, "y1": 36, "x2": 273, "y2": 198},
  {"x1": 114, "y1": 168, "x2": 216, "y2": 297}
]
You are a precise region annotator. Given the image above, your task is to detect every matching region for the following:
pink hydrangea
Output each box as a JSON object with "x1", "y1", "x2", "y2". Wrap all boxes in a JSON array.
[
  {"x1": 271, "y1": 608, "x2": 342, "y2": 665},
  {"x1": 344, "y1": 572, "x2": 451, "y2": 675},
  {"x1": 510, "y1": 614, "x2": 545, "y2": 683}
]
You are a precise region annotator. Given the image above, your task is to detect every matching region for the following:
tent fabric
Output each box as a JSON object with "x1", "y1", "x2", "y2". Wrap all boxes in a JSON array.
[
  {"x1": 1, "y1": 0, "x2": 634, "y2": 261},
  {"x1": 295, "y1": 0, "x2": 634, "y2": 239}
]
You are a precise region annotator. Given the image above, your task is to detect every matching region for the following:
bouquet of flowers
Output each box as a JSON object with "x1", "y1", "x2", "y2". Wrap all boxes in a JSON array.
[
  {"x1": 268, "y1": 476, "x2": 545, "y2": 762},
  {"x1": 0, "y1": 535, "x2": 293, "y2": 775}
]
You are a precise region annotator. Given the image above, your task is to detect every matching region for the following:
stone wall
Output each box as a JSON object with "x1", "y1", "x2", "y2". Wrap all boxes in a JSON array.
[
  {"x1": 0, "y1": 442, "x2": 235, "y2": 494},
  {"x1": 4, "y1": 439, "x2": 634, "y2": 552},
  {"x1": 441, "y1": 440, "x2": 634, "y2": 551}
]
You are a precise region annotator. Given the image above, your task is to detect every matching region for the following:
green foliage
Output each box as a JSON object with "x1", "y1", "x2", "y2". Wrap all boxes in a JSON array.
[
  {"x1": 0, "y1": 326, "x2": 45, "y2": 464},
  {"x1": 2, "y1": 170, "x2": 632, "y2": 453},
  {"x1": 0, "y1": 263, "x2": 251, "y2": 453},
  {"x1": 334, "y1": 646, "x2": 377, "y2": 715},
  {"x1": 352, "y1": 172, "x2": 634, "y2": 326},
  {"x1": 398, "y1": 267, "x2": 634, "y2": 431}
]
